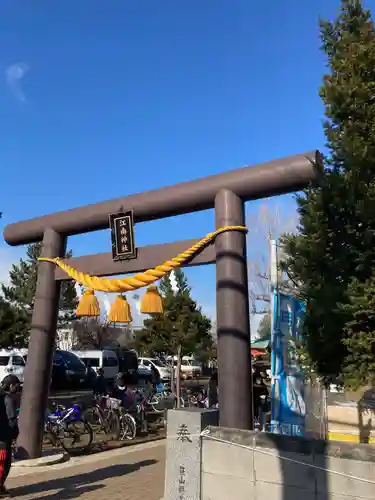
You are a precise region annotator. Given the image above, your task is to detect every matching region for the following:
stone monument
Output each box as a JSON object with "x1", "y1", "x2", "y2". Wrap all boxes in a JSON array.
[{"x1": 164, "y1": 408, "x2": 219, "y2": 500}]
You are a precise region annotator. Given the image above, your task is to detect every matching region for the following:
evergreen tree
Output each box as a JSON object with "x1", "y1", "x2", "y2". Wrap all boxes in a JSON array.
[
  {"x1": 135, "y1": 270, "x2": 212, "y2": 357},
  {"x1": 282, "y1": 0, "x2": 375, "y2": 386},
  {"x1": 340, "y1": 276, "x2": 375, "y2": 388},
  {"x1": 0, "y1": 297, "x2": 29, "y2": 348},
  {"x1": 158, "y1": 272, "x2": 174, "y2": 298},
  {"x1": 173, "y1": 268, "x2": 191, "y2": 296},
  {"x1": 257, "y1": 313, "x2": 271, "y2": 339},
  {"x1": 2, "y1": 242, "x2": 78, "y2": 343}
]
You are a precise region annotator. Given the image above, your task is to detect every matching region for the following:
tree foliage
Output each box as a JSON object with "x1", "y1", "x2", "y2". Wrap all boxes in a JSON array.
[
  {"x1": 257, "y1": 313, "x2": 271, "y2": 339},
  {"x1": 133, "y1": 269, "x2": 213, "y2": 357},
  {"x1": 0, "y1": 297, "x2": 29, "y2": 348},
  {"x1": 340, "y1": 276, "x2": 375, "y2": 388},
  {"x1": 282, "y1": 0, "x2": 375, "y2": 387},
  {"x1": 1, "y1": 243, "x2": 78, "y2": 346}
]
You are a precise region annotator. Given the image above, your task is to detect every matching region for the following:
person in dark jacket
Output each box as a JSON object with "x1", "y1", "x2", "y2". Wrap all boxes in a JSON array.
[
  {"x1": 0, "y1": 375, "x2": 21, "y2": 497},
  {"x1": 150, "y1": 364, "x2": 161, "y2": 387},
  {"x1": 111, "y1": 373, "x2": 136, "y2": 412},
  {"x1": 208, "y1": 370, "x2": 218, "y2": 408},
  {"x1": 93, "y1": 368, "x2": 108, "y2": 396},
  {"x1": 252, "y1": 368, "x2": 269, "y2": 426}
]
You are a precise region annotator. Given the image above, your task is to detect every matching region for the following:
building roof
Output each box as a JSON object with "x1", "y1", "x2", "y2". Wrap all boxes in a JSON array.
[{"x1": 251, "y1": 335, "x2": 270, "y2": 350}]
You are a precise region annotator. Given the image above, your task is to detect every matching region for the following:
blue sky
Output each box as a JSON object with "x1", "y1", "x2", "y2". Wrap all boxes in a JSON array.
[{"x1": 0, "y1": 0, "x2": 360, "y2": 330}]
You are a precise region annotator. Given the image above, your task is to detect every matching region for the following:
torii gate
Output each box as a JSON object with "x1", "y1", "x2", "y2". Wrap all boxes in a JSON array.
[{"x1": 3, "y1": 151, "x2": 321, "y2": 458}]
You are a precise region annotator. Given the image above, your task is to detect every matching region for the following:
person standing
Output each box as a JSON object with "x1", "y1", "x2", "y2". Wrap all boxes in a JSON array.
[
  {"x1": 252, "y1": 368, "x2": 268, "y2": 429},
  {"x1": 111, "y1": 373, "x2": 137, "y2": 412},
  {"x1": 93, "y1": 368, "x2": 108, "y2": 396},
  {"x1": 208, "y1": 370, "x2": 218, "y2": 408},
  {"x1": 0, "y1": 375, "x2": 21, "y2": 498}
]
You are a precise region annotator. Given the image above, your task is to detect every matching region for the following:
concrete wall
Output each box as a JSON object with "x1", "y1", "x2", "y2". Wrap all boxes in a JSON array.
[{"x1": 201, "y1": 427, "x2": 375, "y2": 500}]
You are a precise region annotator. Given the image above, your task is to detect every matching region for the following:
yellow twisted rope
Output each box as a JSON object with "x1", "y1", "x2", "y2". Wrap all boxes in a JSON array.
[{"x1": 38, "y1": 225, "x2": 247, "y2": 293}]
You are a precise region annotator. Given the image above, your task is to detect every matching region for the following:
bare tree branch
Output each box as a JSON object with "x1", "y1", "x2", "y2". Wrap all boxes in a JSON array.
[{"x1": 247, "y1": 200, "x2": 299, "y2": 319}]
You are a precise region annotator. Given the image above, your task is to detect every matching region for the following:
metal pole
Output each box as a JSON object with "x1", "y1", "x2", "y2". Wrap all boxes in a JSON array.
[
  {"x1": 17, "y1": 228, "x2": 66, "y2": 458},
  {"x1": 269, "y1": 239, "x2": 281, "y2": 433},
  {"x1": 215, "y1": 189, "x2": 253, "y2": 429}
]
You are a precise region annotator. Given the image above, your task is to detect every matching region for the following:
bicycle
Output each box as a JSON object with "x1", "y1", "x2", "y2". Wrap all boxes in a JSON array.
[
  {"x1": 84, "y1": 395, "x2": 121, "y2": 441},
  {"x1": 133, "y1": 391, "x2": 150, "y2": 433},
  {"x1": 43, "y1": 403, "x2": 93, "y2": 455},
  {"x1": 107, "y1": 399, "x2": 137, "y2": 441},
  {"x1": 181, "y1": 388, "x2": 205, "y2": 408},
  {"x1": 142, "y1": 387, "x2": 184, "y2": 412}
]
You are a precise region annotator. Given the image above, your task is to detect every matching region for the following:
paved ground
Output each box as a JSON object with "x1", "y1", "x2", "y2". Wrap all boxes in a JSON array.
[{"x1": 7, "y1": 441, "x2": 165, "y2": 500}]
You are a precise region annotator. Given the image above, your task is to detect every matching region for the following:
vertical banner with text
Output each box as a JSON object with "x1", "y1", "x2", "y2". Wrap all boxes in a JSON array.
[{"x1": 270, "y1": 292, "x2": 306, "y2": 436}]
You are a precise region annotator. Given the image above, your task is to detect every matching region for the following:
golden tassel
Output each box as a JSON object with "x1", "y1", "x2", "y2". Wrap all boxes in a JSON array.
[
  {"x1": 108, "y1": 295, "x2": 132, "y2": 323},
  {"x1": 76, "y1": 290, "x2": 100, "y2": 317},
  {"x1": 140, "y1": 285, "x2": 163, "y2": 314}
]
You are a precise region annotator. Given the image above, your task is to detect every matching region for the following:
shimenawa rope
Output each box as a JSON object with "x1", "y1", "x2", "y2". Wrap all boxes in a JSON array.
[{"x1": 38, "y1": 225, "x2": 248, "y2": 293}]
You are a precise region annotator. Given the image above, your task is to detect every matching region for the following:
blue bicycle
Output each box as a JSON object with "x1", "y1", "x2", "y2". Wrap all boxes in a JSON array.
[{"x1": 43, "y1": 403, "x2": 93, "y2": 455}]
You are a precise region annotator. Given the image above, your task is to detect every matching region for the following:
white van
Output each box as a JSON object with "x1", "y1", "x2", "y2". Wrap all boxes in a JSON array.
[
  {"x1": 71, "y1": 349, "x2": 119, "y2": 381},
  {"x1": 0, "y1": 349, "x2": 27, "y2": 384},
  {"x1": 167, "y1": 356, "x2": 202, "y2": 379}
]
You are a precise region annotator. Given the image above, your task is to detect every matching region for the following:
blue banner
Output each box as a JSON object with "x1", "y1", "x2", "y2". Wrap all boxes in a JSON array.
[{"x1": 270, "y1": 292, "x2": 306, "y2": 436}]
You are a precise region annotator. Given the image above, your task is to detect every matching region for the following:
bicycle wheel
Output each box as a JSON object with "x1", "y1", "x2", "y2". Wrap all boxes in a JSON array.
[
  {"x1": 149, "y1": 393, "x2": 164, "y2": 413},
  {"x1": 84, "y1": 405, "x2": 105, "y2": 433},
  {"x1": 120, "y1": 413, "x2": 137, "y2": 441},
  {"x1": 160, "y1": 391, "x2": 179, "y2": 410},
  {"x1": 60, "y1": 419, "x2": 93, "y2": 454},
  {"x1": 105, "y1": 410, "x2": 121, "y2": 441},
  {"x1": 42, "y1": 422, "x2": 58, "y2": 448}
]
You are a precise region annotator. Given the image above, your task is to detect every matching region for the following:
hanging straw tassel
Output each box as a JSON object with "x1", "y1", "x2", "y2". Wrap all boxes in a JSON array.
[
  {"x1": 140, "y1": 285, "x2": 163, "y2": 314},
  {"x1": 108, "y1": 295, "x2": 132, "y2": 323},
  {"x1": 76, "y1": 290, "x2": 100, "y2": 317}
]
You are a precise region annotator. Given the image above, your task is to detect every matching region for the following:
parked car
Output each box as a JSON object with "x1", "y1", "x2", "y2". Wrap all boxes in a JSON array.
[
  {"x1": 138, "y1": 363, "x2": 152, "y2": 377},
  {"x1": 0, "y1": 349, "x2": 27, "y2": 384},
  {"x1": 167, "y1": 356, "x2": 202, "y2": 379},
  {"x1": 51, "y1": 350, "x2": 87, "y2": 390},
  {"x1": 71, "y1": 349, "x2": 119, "y2": 382},
  {"x1": 181, "y1": 357, "x2": 202, "y2": 379},
  {"x1": 138, "y1": 357, "x2": 172, "y2": 382},
  {"x1": 137, "y1": 363, "x2": 152, "y2": 385}
]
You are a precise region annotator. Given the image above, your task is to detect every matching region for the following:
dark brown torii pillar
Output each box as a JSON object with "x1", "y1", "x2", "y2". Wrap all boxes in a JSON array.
[
  {"x1": 215, "y1": 190, "x2": 252, "y2": 428},
  {"x1": 18, "y1": 229, "x2": 66, "y2": 458},
  {"x1": 3, "y1": 151, "x2": 321, "y2": 458}
]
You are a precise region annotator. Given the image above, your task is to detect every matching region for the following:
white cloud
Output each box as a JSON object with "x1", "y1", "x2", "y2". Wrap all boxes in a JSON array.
[{"x1": 5, "y1": 62, "x2": 30, "y2": 102}]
